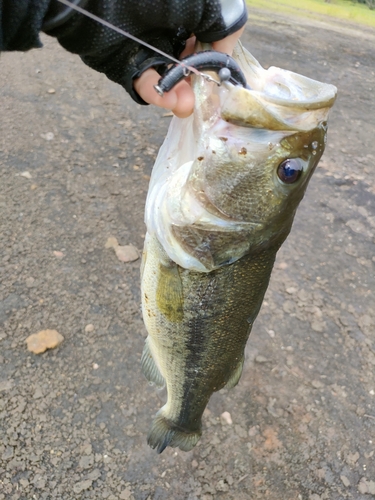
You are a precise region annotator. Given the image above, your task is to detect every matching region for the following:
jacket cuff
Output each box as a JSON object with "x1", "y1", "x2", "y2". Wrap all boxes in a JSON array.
[
  {"x1": 81, "y1": 43, "x2": 170, "y2": 106},
  {"x1": 197, "y1": 0, "x2": 248, "y2": 43}
]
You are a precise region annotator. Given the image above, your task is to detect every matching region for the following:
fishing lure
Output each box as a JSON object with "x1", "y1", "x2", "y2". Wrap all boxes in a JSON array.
[{"x1": 154, "y1": 51, "x2": 248, "y2": 96}]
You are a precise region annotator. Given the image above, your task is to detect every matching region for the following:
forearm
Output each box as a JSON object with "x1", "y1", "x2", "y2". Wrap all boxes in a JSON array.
[
  {"x1": 1, "y1": 0, "x2": 248, "y2": 104},
  {"x1": 0, "y1": 0, "x2": 50, "y2": 51}
]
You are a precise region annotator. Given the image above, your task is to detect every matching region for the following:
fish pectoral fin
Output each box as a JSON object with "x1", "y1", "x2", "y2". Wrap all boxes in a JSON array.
[
  {"x1": 148, "y1": 409, "x2": 202, "y2": 453},
  {"x1": 156, "y1": 260, "x2": 184, "y2": 322},
  {"x1": 223, "y1": 356, "x2": 244, "y2": 390},
  {"x1": 141, "y1": 338, "x2": 165, "y2": 388}
]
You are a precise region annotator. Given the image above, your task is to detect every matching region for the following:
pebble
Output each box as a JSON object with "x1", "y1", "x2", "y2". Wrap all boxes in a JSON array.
[
  {"x1": 73, "y1": 479, "x2": 92, "y2": 494},
  {"x1": 40, "y1": 132, "x2": 54, "y2": 140},
  {"x1": 282, "y1": 300, "x2": 295, "y2": 313},
  {"x1": 20, "y1": 171, "x2": 32, "y2": 179},
  {"x1": 277, "y1": 262, "x2": 288, "y2": 270},
  {"x1": 85, "y1": 324, "x2": 95, "y2": 333},
  {"x1": 368, "y1": 481, "x2": 375, "y2": 495},
  {"x1": 216, "y1": 479, "x2": 229, "y2": 492},
  {"x1": 25, "y1": 277, "x2": 35, "y2": 288},
  {"x1": 346, "y1": 451, "x2": 360, "y2": 465},
  {"x1": 340, "y1": 475, "x2": 350, "y2": 487},
  {"x1": 33, "y1": 387, "x2": 43, "y2": 399},
  {"x1": 83, "y1": 444, "x2": 92, "y2": 455},
  {"x1": 119, "y1": 489, "x2": 133, "y2": 500},
  {"x1": 2, "y1": 447, "x2": 14, "y2": 460},
  {"x1": 79, "y1": 455, "x2": 94, "y2": 469},
  {"x1": 311, "y1": 380, "x2": 324, "y2": 389},
  {"x1": 220, "y1": 412, "x2": 233, "y2": 425},
  {"x1": 255, "y1": 355, "x2": 269, "y2": 363},
  {"x1": 33, "y1": 475, "x2": 46, "y2": 489},
  {"x1": 311, "y1": 321, "x2": 325, "y2": 332},
  {"x1": 235, "y1": 424, "x2": 247, "y2": 438}
]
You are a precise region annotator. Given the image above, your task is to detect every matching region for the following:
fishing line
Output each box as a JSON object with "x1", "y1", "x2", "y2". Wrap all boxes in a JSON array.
[{"x1": 56, "y1": 0, "x2": 219, "y2": 84}]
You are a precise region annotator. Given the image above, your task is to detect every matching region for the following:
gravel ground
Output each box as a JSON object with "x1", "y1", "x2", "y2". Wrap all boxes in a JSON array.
[{"x1": 0, "y1": 8, "x2": 374, "y2": 500}]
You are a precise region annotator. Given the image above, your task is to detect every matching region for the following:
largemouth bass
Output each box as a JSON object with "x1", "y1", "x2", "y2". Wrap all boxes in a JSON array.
[{"x1": 141, "y1": 43, "x2": 337, "y2": 453}]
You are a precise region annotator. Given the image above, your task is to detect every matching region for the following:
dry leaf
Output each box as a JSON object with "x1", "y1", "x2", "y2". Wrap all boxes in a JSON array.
[
  {"x1": 26, "y1": 329, "x2": 64, "y2": 354},
  {"x1": 105, "y1": 237, "x2": 139, "y2": 262},
  {"x1": 105, "y1": 236, "x2": 119, "y2": 249},
  {"x1": 115, "y1": 245, "x2": 139, "y2": 262}
]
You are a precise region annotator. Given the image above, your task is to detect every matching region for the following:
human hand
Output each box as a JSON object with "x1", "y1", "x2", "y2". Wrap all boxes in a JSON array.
[{"x1": 133, "y1": 26, "x2": 245, "y2": 118}]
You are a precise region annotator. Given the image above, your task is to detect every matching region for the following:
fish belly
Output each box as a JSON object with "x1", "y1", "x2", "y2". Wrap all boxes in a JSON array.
[{"x1": 141, "y1": 233, "x2": 277, "y2": 453}]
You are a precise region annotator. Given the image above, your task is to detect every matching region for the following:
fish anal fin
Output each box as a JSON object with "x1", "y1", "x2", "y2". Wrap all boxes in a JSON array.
[
  {"x1": 148, "y1": 409, "x2": 202, "y2": 453},
  {"x1": 224, "y1": 356, "x2": 244, "y2": 389},
  {"x1": 141, "y1": 338, "x2": 165, "y2": 388}
]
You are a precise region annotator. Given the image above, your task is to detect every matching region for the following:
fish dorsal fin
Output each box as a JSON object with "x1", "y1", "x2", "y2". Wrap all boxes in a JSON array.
[
  {"x1": 223, "y1": 356, "x2": 244, "y2": 390},
  {"x1": 141, "y1": 338, "x2": 165, "y2": 388}
]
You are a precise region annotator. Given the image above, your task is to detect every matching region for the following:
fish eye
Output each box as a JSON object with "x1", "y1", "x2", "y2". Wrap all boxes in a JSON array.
[{"x1": 277, "y1": 159, "x2": 303, "y2": 184}]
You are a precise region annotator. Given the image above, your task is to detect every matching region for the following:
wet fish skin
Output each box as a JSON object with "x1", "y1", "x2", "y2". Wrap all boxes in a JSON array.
[{"x1": 141, "y1": 43, "x2": 336, "y2": 453}]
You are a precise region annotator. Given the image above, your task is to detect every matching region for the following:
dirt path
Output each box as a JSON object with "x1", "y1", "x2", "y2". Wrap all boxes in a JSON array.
[{"x1": 0, "y1": 9, "x2": 374, "y2": 500}]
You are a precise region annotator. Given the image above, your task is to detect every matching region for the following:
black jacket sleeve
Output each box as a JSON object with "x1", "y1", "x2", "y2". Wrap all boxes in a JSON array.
[{"x1": 0, "y1": 0, "x2": 248, "y2": 103}]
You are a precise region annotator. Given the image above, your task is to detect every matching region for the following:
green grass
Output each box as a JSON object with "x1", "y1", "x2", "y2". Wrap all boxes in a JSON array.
[{"x1": 247, "y1": 0, "x2": 375, "y2": 28}]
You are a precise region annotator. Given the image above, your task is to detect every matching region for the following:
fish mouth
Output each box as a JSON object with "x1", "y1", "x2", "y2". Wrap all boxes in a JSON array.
[{"x1": 215, "y1": 43, "x2": 336, "y2": 131}]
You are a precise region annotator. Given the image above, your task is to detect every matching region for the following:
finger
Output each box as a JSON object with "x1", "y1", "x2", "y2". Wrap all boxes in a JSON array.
[
  {"x1": 134, "y1": 68, "x2": 195, "y2": 118},
  {"x1": 180, "y1": 36, "x2": 196, "y2": 58},
  {"x1": 134, "y1": 68, "x2": 178, "y2": 109},
  {"x1": 212, "y1": 26, "x2": 245, "y2": 55},
  {"x1": 172, "y1": 80, "x2": 195, "y2": 118}
]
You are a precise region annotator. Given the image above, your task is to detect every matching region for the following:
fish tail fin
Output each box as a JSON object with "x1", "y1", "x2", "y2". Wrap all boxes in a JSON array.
[
  {"x1": 147, "y1": 409, "x2": 202, "y2": 453},
  {"x1": 141, "y1": 338, "x2": 165, "y2": 388}
]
